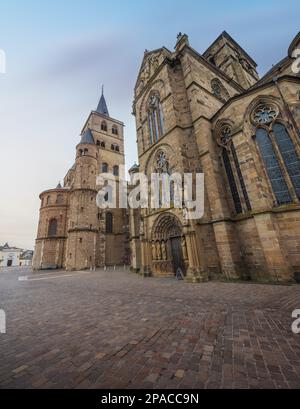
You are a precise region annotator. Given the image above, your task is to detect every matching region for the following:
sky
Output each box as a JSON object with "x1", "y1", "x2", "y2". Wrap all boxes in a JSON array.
[{"x1": 0, "y1": 0, "x2": 299, "y2": 250}]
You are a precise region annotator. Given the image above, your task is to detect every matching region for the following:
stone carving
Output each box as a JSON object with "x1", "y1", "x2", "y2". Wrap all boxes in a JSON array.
[
  {"x1": 156, "y1": 241, "x2": 162, "y2": 260},
  {"x1": 161, "y1": 241, "x2": 167, "y2": 261},
  {"x1": 139, "y1": 53, "x2": 161, "y2": 91},
  {"x1": 181, "y1": 236, "x2": 188, "y2": 260},
  {"x1": 253, "y1": 105, "x2": 279, "y2": 125},
  {"x1": 220, "y1": 125, "x2": 232, "y2": 146},
  {"x1": 151, "y1": 242, "x2": 157, "y2": 260}
]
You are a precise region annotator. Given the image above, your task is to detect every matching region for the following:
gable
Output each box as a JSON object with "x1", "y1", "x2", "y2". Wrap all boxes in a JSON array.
[{"x1": 135, "y1": 48, "x2": 171, "y2": 98}]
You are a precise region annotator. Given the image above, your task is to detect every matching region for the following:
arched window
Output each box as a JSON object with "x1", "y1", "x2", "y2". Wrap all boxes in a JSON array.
[
  {"x1": 105, "y1": 212, "x2": 113, "y2": 233},
  {"x1": 211, "y1": 78, "x2": 229, "y2": 102},
  {"x1": 218, "y1": 125, "x2": 251, "y2": 214},
  {"x1": 222, "y1": 148, "x2": 243, "y2": 214},
  {"x1": 113, "y1": 165, "x2": 119, "y2": 176},
  {"x1": 111, "y1": 144, "x2": 115, "y2": 150},
  {"x1": 208, "y1": 55, "x2": 216, "y2": 66},
  {"x1": 147, "y1": 92, "x2": 164, "y2": 145},
  {"x1": 101, "y1": 141, "x2": 105, "y2": 148},
  {"x1": 102, "y1": 163, "x2": 108, "y2": 173},
  {"x1": 101, "y1": 121, "x2": 107, "y2": 132},
  {"x1": 56, "y1": 194, "x2": 63, "y2": 204},
  {"x1": 96, "y1": 140, "x2": 100, "y2": 146},
  {"x1": 115, "y1": 145, "x2": 120, "y2": 152},
  {"x1": 46, "y1": 195, "x2": 51, "y2": 205},
  {"x1": 83, "y1": 148, "x2": 88, "y2": 155},
  {"x1": 112, "y1": 126, "x2": 118, "y2": 135},
  {"x1": 48, "y1": 219, "x2": 57, "y2": 237},
  {"x1": 256, "y1": 128, "x2": 292, "y2": 205},
  {"x1": 272, "y1": 123, "x2": 300, "y2": 199}
]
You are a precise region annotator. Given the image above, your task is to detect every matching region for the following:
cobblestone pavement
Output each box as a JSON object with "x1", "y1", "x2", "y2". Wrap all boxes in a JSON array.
[{"x1": 0, "y1": 267, "x2": 300, "y2": 389}]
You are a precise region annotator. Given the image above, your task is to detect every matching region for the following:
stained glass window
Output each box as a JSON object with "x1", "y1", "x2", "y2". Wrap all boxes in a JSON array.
[
  {"x1": 148, "y1": 92, "x2": 164, "y2": 144},
  {"x1": 148, "y1": 113, "x2": 153, "y2": 145},
  {"x1": 253, "y1": 106, "x2": 278, "y2": 124},
  {"x1": 222, "y1": 148, "x2": 243, "y2": 214},
  {"x1": 273, "y1": 123, "x2": 300, "y2": 199},
  {"x1": 231, "y1": 145, "x2": 252, "y2": 211},
  {"x1": 256, "y1": 128, "x2": 292, "y2": 205}
]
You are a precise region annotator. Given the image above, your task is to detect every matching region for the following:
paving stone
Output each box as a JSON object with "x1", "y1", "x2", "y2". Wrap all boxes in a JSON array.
[{"x1": 0, "y1": 267, "x2": 300, "y2": 389}]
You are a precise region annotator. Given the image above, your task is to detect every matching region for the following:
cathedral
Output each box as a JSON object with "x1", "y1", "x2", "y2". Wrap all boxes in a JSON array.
[{"x1": 33, "y1": 30, "x2": 300, "y2": 283}]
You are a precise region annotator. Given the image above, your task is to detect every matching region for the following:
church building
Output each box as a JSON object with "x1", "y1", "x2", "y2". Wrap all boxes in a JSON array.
[
  {"x1": 129, "y1": 31, "x2": 300, "y2": 283},
  {"x1": 33, "y1": 31, "x2": 300, "y2": 283}
]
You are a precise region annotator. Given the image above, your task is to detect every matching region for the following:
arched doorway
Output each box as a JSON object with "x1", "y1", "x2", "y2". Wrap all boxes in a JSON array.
[{"x1": 151, "y1": 213, "x2": 187, "y2": 277}]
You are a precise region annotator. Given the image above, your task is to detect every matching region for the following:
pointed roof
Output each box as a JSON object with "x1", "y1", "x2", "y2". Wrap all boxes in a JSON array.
[
  {"x1": 79, "y1": 129, "x2": 95, "y2": 145},
  {"x1": 56, "y1": 182, "x2": 62, "y2": 189},
  {"x1": 129, "y1": 162, "x2": 139, "y2": 173},
  {"x1": 96, "y1": 86, "x2": 109, "y2": 116}
]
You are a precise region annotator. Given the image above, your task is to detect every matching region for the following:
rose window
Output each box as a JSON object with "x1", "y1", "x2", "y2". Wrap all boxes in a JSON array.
[{"x1": 253, "y1": 106, "x2": 278, "y2": 124}]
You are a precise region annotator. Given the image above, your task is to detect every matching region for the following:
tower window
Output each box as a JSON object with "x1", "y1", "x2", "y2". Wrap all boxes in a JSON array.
[
  {"x1": 46, "y1": 195, "x2": 51, "y2": 205},
  {"x1": 56, "y1": 194, "x2": 63, "y2": 204},
  {"x1": 211, "y1": 78, "x2": 229, "y2": 102},
  {"x1": 111, "y1": 144, "x2": 115, "y2": 150},
  {"x1": 48, "y1": 219, "x2": 57, "y2": 237},
  {"x1": 101, "y1": 121, "x2": 107, "y2": 132},
  {"x1": 106, "y1": 212, "x2": 113, "y2": 233},
  {"x1": 115, "y1": 145, "x2": 119, "y2": 152},
  {"x1": 113, "y1": 165, "x2": 119, "y2": 176},
  {"x1": 101, "y1": 141, "x2": 105, "y2": 148},
  {"x1": 112, "y1": 126, "x2": 118, "y2": 135},
  {"x1": 102, "y1": 163, "x2": 108, "y2": 173},
  {"x1": 96, "y1": 140, "x2": 100, "y2": 146}
]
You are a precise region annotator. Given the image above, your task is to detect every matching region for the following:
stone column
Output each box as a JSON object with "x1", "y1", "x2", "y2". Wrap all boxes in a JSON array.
[
  {"x1": 183, "y1": 225, "x2": 208, "y2": 283},
  {"x1": 139, "y1": 219, "x2": 151, "y2": 277}
]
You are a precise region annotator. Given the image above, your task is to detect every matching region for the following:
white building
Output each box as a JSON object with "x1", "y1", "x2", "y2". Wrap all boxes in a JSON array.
[{"x1": 0, "y1": 243, "x2": 30, "y2": 267}]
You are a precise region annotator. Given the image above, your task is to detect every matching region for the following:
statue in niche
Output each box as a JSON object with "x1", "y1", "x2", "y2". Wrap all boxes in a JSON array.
[
  {"x1": 161, "y1": 241, "x2": 167, "y2": 261},
  {"x1": 181, "y1": 236, "x2": 188, "y2": 260},
  {"x1": 151, "y1": 242, "x2": 157, "y2": 260},
  {"x1": 156, "y1": 241, "x2": 162, "y2": 260}
]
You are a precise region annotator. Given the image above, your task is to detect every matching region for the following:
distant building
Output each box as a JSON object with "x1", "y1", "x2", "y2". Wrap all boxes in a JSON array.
[
  {"x1": 0, "y1": 243, "x2": 33, "y2": 267},
  {"x1": 0, "y1": 243, "x2": 22, "y2": 267},
  {"x1": 19, "y1": 250, "x2": 34, "y2": 267}
]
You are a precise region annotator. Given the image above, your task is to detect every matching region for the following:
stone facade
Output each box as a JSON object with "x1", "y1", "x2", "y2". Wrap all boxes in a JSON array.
[
  {"x1": 34, "y1": 30, "x2": 300, "y2": 283},
  {"x1": 129, "y1": 31, "x2": 300, "y2": 283},
  {"x1": 33, "y1": 93, "x2": 130, "y2": 271}
]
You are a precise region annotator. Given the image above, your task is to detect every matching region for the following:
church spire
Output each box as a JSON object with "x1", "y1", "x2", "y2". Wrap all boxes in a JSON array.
[{"x1": 96, "y1": 85, "x2": 109, "y2": 116}]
